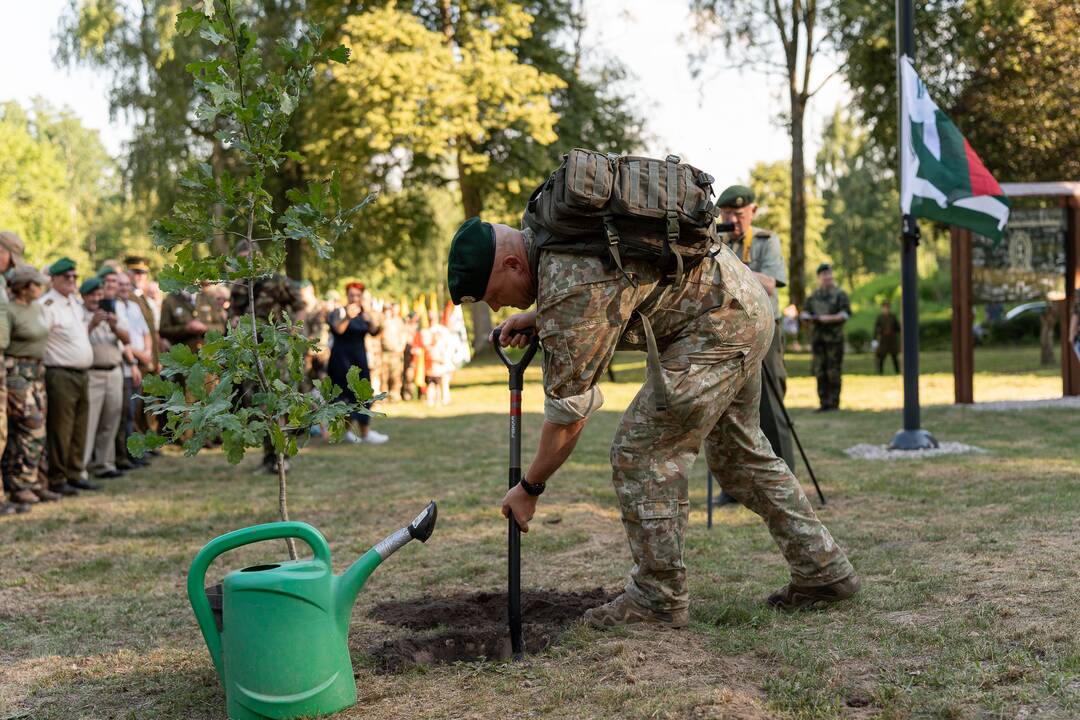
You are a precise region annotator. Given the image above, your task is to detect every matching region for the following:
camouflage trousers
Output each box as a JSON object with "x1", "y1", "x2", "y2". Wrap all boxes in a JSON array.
[
  {"x1": 3, "y1": 358, "x2": 45, "y2": 493},
  {"x1": 811, "y1": 341, "x2": 844, "y2": 409},
  {"x1": 613, "y1": 301, "x2": 854, "y2": 612}
]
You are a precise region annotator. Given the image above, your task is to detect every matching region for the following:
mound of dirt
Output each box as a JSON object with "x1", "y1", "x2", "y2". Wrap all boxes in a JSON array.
[{"x1": 365, "y1": 588, "x2": 616, "y2": 673}]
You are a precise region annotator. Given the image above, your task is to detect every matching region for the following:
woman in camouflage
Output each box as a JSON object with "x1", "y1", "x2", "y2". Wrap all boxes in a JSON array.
[{"x1": 3, "y1": 266, "x2": 53, "y2": 504}]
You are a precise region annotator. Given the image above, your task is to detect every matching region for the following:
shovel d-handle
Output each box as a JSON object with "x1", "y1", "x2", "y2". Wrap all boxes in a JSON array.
[
  {"x1": 187, "y1": 521, "x2": 331, "y2": 684},
  {"x1": 491, "y1": 327, "x2": 540, "y2": 392}
]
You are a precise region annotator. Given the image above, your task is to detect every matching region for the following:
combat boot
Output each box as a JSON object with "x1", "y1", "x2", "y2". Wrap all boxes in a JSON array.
[
  {"x1": 766, "y1": 573, "x2": 861, "y2": 612},
  {"x1": 583, "y1": 593, "x2": 688, "y2": 629}
]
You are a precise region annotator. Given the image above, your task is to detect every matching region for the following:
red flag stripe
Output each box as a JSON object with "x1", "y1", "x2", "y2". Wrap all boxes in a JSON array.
[{"x1": 963, "y1": 138, "x2": 1004, "y2": 197}]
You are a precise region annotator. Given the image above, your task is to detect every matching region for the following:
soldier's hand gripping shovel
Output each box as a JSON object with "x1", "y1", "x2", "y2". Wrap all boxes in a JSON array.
[{"x1": 491, "y1": 326, "x2": 540, "y2": 661}]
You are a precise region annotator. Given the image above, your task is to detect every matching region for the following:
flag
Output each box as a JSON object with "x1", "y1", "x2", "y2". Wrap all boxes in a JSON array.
[{"x1": 900, "y1": 56, "x2": 1010, "y2": 240}]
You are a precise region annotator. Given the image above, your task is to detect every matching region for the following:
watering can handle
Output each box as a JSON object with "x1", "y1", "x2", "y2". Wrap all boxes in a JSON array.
[{"x1": 187, "y1": 521, "x2": 331, "y2": 683}]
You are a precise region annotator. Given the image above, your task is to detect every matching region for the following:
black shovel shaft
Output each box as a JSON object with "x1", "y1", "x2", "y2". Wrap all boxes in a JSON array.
[
  {"x1": 761, "y1": 363, "x2": 826, "y2": 506},
  {"x1": 492, "y1": 327, "x2": 539, "y2": 660}
]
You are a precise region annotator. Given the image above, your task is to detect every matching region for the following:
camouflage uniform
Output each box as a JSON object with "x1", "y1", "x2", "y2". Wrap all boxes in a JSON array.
[
  {"x1": 804, "y1": 287, "x2": 851, "y2": 410},
  {"x1": 380, "y1": 315, "x2": 406, "y2": 400},
  {"x1": 3, "y1": 358, "x2": 45, "y2": 493},
  {"x1": 532, "y1": 231, "x2": 854, "y2": 613},
  {"x1": 726, "y1": 226, "x2": 795, "y2": 470},
  {"x1": 873, "y1": 311, "x2": 901, "y2": 374},
  {"x1": 230, "y1": 274, "x2": 305, "y2": 466}
]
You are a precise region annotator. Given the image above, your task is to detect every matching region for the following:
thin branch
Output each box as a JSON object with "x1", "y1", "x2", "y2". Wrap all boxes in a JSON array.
[{"x1": 807, "y1": 62, "x2": 848, "y2": 98}]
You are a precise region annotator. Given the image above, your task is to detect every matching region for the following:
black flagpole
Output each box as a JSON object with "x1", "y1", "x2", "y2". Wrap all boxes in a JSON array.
[{"x1": 890, "y1": 0, "x2": 938, "y2": 450}]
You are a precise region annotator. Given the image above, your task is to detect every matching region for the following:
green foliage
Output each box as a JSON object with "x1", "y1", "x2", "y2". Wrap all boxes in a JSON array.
[
  {"x1": 816, "y1": 109, "x2": 899, "y2": 288},
  {"x1": 0, "y1": 99, "x2": 134, "y2": 268},
  {"x1": 828, "y1": 0, "x2": 1080, "y2": 181},
  {"x1": 129, "y1": 2, "x2": 373, "y2": 478}
]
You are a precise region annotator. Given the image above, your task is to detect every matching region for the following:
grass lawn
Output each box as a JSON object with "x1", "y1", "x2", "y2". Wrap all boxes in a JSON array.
[{"x1": 2, "y1": 347, "x2": 1078, "y2": 719}]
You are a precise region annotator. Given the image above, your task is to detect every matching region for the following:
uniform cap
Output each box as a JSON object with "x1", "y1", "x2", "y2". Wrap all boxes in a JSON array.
[
  {"x1": 97, "y1": 265, "x2": 118, "y2": 278},
  {"x1": 79, "y1": 276, "x2": 103, "y2": 295},
  {"x1": 125, "y1": 256, "x2": 151, "y2": 272},
  {"x1": 8, "y1": 265, "x2": 47, "y2": 287},
  {"x1": 716, "y1": 185, "x2": 755, "y2": 209},
  {"x1": 447, "y1": 217, "x2": 495, "y2": 305},
  {"x1": 816, "y1": 262, "x2": 832, "y2": 274},
  {"x1": 48, "y1": 257, "x2": 77, "y2": 276},
  {"x1": 0, "y1": 231, "x2": 26, "y2": 261}
]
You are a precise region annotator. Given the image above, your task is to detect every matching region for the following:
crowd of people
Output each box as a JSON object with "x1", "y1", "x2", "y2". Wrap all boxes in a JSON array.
[{"x1": 0, "y1": 229, "x2": 470, "y2": 516}]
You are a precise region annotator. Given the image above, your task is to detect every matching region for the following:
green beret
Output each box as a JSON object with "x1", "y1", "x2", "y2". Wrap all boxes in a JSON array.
[
  {"x1": 79, "y1": 276, "x2": 102, "y2": 295},
  {"x1": 447, "y1": 217, "x2": 495, "y2": 305},
  {"x1": 717, "y1": 185, "x2": 755, "y2": 209},
  {"x1": 816, "y1": 262, "x2": 832, "y2": 275},
  {"x1": 48, "y1": 257, "x2": 76, "y2": 276},
  {"x1": 97, "y1": 265, "x2": 118, "y2": 278}
]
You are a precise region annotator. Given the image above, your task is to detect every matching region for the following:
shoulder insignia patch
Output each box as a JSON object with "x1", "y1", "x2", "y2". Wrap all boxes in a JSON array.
[{"x1": 44, "y1": 299, "x2": 54, "y2": 306}]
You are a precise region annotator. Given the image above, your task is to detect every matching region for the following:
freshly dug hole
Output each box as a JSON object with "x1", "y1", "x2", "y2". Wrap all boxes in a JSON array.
[{"x1": 365, "y1": 588, "x2": 616, "y2": 673}]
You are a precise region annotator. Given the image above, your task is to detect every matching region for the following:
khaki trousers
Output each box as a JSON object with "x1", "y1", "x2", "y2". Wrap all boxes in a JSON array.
[{"x1": 84, "y1": 367, "x2": 123, "y2": 476}]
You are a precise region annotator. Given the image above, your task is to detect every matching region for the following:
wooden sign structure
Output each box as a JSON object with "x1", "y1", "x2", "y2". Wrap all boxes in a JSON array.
[{"x1": 951, "y1": 181, "x2": 1080, "y2": 403}]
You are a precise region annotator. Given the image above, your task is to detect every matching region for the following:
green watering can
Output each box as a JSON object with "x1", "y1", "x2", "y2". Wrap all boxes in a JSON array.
[{"x1": 188, "y1": 502, "x2": 437, "y2": 720}]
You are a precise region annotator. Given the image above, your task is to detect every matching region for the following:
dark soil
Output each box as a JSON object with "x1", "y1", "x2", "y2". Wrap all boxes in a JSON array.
[{"x1": 364, "y1": 588, "x2": 616, "y2": 673}]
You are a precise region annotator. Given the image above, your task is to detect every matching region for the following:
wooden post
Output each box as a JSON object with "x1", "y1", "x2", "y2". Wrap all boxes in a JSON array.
[
  {"x1": 1065, "y1": 198, "x2": 1080, "y2": 396},
  {"x1": 951, "y1": 227, "x2": 975, "y2": 404}
]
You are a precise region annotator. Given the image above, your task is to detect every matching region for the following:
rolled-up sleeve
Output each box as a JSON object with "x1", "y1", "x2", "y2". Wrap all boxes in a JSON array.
[{"x1": 536, "y1": 255, "x2": 634, "y2": 425}]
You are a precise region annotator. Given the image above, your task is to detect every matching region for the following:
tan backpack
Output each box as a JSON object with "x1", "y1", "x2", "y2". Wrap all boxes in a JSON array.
[{"x1": 522, "y1": 148, "x2": 721, "y2": 285}]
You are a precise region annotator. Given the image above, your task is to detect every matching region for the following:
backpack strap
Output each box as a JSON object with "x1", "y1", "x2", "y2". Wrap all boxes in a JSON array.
[
  {"x1": 664, "y1": 155, "x2": 685, "y2": 286},
  {"x1": 637, "y1": 311, "x2": 667, "y2": 413},
  {"x1": 603, "y1": 216, "x2": 637, "y2": 288}
]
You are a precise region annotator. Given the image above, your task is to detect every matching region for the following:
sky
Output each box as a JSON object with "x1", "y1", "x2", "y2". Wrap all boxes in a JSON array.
[{"x1": 0, "y1": 0, "x2": 849, "y2": 187}]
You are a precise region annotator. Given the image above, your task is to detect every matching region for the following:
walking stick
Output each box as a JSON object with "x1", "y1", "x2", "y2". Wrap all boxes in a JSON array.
[
  {"x1": 491, "y1": 327, "x2": 540, "y2": 660},
  {"x1": 761, "y1": 363, "x2": 827, "y2": 506}
]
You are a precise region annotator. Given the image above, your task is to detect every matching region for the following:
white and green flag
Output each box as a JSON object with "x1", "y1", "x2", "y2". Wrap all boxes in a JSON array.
[{"x1": 900, "y1": 55, "x2": 1010, "y2": 240}]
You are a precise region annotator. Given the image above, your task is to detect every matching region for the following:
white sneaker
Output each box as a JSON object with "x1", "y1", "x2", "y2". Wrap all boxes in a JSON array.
[
  {"x1": 362, "y1": 429, "x2": 389, "y2": 444},
  {"x1": 343, "y1": 430, "x2": 362, "y2": 444}
]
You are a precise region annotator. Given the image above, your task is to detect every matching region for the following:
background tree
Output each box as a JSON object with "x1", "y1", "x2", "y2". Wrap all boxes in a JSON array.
[
  {"x1": 745, "y1": 160, "x2": 828, "y2": 300},
  {"x1": 0, "y1": 99, "x2": 131, "y2": 267},
  {"x1": 689, "y1": 0, "x2": 840, "y2": 308},
  {"x1": 828, "y1": 0, "x2": 1079, "y2": 181},
  {"x1": 816, "y1": 109, "x2": 897, "y2": 287}
]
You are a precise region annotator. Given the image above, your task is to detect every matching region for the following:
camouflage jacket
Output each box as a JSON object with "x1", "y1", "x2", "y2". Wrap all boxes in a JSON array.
[
  {"x1": 530, "y1": 228, "x2": 771, "y2": 425},
  {"x1": 229, "y1": 274, "x2": 305, "y2": 323},
  {"x1": 160, "y1": 291, "x2": 219, "y2": 350},
  {"x1": 804, "y1": 287, "x2": 851, "y2": 345}
]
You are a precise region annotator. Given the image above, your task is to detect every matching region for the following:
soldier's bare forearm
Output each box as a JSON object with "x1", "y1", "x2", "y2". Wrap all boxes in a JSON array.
[{"x1": 525, "y1": 418, "x2": 587, "y2": 486}]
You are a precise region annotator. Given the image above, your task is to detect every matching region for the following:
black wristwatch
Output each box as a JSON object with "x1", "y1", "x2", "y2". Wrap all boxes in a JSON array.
[{"x1": 520, "y1": 477, "x2": 546, "y2": 496}]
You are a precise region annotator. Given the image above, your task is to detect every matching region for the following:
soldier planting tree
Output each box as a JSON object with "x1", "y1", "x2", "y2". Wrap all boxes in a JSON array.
[{"x1": 446, "y1": 205, "x2": 859, "y2": 626}]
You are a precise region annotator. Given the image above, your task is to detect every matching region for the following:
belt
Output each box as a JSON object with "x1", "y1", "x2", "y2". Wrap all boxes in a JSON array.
[
  {"x1": 91, "y1": 365, "x2": 119, "y2": 371},
  {"x1": 46, "y1": 366, "x2": 87, "y2": 373}
]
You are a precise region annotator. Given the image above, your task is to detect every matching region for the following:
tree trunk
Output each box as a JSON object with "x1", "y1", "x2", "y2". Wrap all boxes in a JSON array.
[{"x1": 788, "y1": 93, "x2": 807, "y2": 310}]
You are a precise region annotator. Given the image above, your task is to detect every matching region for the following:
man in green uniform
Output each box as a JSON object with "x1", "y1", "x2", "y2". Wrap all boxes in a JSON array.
[
  {"x1": 447, "y1": 217, "x2": 859, "y2": 625},
  {"x1": 159, "y1": 288, "x2": 210, "y2": 351},
  {"x1": 717, "y1": 185, "x2": 796, "y2": 474},
  {"x1": 873, "y1": 300, "x2": 901, "y2": 375},
  {"x1": 803, "y1": 263, "x2": 850, "y2": 411}
]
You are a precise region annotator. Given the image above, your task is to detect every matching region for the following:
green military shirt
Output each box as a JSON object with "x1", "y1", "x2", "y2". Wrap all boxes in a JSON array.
[
  {"x1": 6, "y1": 300, "x2": 48, "y2": 359},
  {"x1": 726, "y1": 226, "x2": 786, "y2": 319},
  {"x1": 804, "y1": 286, "x2": 851, "y2": 345},
  {"x1": 160, "y1": 291, "x2": 219, "y2": 350}
]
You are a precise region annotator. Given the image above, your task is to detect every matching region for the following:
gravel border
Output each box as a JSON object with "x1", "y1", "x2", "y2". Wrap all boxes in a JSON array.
[
  {"x1": 844, "y1": 442, "x2": 987, "y2": 461},
  {"x1": 967, "y1": 396, "x2": 1080, "y2": 412}
]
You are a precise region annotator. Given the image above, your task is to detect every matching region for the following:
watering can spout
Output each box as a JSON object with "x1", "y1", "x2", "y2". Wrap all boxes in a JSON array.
[{"x1": 337, "y1": 501, "x2": 438, "y2": 611}]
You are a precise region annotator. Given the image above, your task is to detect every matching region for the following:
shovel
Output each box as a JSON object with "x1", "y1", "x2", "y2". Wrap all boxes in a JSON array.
[{"x1": 491, "y1": 326, "x2": 540, "y2": 660}]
